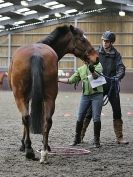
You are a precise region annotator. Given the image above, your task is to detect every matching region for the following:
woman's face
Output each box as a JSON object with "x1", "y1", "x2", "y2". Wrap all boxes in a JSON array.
[{"x1": 102, "y1": 40, "x2": 111, "y2": 49}]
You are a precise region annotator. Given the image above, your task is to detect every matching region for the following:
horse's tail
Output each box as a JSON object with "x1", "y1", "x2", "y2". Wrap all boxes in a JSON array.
[{"x1": 30, "y1": 55, "x2": 44, "y2": 134}]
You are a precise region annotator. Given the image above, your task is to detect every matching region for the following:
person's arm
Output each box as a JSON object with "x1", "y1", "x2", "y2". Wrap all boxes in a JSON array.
[
  {"x1": 58, "y1": 78, "x2": 69, "y2": 84},
  {"x1": 115, "y1": 52, "x2": 125, "y2": 80},
  {"x1": 58, "y1": 69, "x2": 81, "y2": 85}
]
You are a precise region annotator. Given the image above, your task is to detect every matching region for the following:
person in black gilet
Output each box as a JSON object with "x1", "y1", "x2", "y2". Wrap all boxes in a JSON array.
[{"x1": 81, "y1": 31, "x2": 128, "y2": 145}]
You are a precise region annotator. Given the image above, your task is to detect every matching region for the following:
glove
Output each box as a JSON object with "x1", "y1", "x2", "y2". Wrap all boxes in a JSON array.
[
  {"x1": 112, "y1": 76, "x2": 119, "y2": 82},
  {"x1": 89, "y1": 64, "x2": 95, "y2": 73}
]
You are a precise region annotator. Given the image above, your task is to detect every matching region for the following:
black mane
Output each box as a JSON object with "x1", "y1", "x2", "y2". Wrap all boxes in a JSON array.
[{"x1": 37, "y1": 25, "x2": 70, "y2": 46}]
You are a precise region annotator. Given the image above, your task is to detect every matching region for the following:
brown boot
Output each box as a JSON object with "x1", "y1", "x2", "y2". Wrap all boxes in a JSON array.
[
  {"x1": 81, "y1": 118, "x2": 91, "y2": 143},
  {"x1": 113, "y1": 119, "x2": 129, "y2": 144},
  {"x1": 71, "y1": 121, "x2": 83, "y2": 146}
]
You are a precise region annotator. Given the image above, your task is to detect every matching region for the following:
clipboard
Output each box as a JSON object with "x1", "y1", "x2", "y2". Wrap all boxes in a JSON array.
[{"x1": 87, "y1": 74, "x2": 106, "y2": 88}]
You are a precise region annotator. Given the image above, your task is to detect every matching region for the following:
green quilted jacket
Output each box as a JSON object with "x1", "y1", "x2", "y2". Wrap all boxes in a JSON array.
[{"x1": 68, "y1": 63, "x2": 103, "y2": 95}]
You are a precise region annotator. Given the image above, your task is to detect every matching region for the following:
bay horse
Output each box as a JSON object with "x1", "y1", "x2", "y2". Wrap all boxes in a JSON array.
[{"x1": 8, "y1": 25, "x2": 99, "y2": 164}]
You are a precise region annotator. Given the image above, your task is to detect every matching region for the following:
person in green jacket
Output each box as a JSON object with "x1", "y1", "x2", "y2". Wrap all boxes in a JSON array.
[{"x1": 58, "y1": 62, "x2": 103, "y2": 148}]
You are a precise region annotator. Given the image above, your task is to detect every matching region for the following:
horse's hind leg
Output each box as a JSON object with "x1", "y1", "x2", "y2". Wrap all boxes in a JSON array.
[
  {"x1": 40, "y1": 99, "x2": 55, "y2": 164},
  {"x1": 22, "y1": 115, "x2": 35, "y2": 159},
  {"x1": 15, "y1": 97, "x2": 35, "y2": 159}
]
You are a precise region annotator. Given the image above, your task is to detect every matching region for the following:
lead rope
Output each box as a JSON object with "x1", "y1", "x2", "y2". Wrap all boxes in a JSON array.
[{"x1": 94, "y1": 70, "x2": 120, "y2": 106}]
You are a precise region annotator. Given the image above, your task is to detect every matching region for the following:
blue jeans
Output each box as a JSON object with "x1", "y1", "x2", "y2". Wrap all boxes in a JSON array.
[{"x1": 77, "y1": 93, "x2": 103, "y2": 122}]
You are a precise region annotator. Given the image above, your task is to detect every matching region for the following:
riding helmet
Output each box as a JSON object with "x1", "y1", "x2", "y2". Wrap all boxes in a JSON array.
[{"x1": 101, "y1": 31, "x2": 116, "y2": 43}]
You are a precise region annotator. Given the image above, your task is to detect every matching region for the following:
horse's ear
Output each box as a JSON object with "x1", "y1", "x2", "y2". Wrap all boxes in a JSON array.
[{"x1": 70, "y1": 25, "x2": 77, "y2": 34}]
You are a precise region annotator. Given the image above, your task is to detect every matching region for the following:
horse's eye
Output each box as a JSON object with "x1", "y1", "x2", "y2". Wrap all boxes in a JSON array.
[
  {"x1": 80, "y1": 37, "x2": 85, "y2": 41},
  {"x1": 80, "y1": 34, "x2": 87, "y2": 41}
]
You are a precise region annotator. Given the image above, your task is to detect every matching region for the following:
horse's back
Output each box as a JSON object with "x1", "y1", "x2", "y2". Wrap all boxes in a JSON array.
[
  {"x1": 9, "y1": 43, "x2": 58, "y2": 98},
  {"x1": 11, "y1": 43, "x2": 58, "y2": 71},
  {"x1": 13, "y1": 43, "x2": 57, "y2": 59}
]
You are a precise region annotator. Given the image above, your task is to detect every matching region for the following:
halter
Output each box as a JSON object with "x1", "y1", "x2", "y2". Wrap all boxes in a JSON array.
[
  {"x1": 73, "y1": 37, "x2": 94, "y2": 63},
  {"x1": 73, "y1": 45, "x2": 88, "y2": 60}
]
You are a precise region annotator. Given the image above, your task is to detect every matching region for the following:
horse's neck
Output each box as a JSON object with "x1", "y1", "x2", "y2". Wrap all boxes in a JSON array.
[
  {"x1": 39, "y1": 33, "x2": 72, "y2": 60},
  {"x1": 52, "y1": 47, "x2": 66, "y2": 60},
  {"x1": 51, "y1": 40, "x2": 72, "y2": 60}
]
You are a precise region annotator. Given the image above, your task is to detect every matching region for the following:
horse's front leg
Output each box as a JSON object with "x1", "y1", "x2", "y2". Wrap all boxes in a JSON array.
[{"x1": 40, "y1": 99, "x2": 55, "y2": 164}]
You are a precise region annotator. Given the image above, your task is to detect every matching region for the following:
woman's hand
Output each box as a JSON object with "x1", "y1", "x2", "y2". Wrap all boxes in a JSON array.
[{"x1": 89, "y1": 65, "x2": 95, "y2": 73}]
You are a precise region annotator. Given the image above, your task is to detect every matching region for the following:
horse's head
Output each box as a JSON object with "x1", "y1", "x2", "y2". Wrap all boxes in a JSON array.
[{"x1": 69, "y1": 25, "x2": 99, "y2": 65}]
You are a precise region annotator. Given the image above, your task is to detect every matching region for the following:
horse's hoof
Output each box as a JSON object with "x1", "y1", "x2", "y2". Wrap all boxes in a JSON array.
[
  {"x1": 32, "y1": 157, "x2": 39, "y2": 161},
  {"x1": 40, "y1": 159, "x2": 44, "y2": 164},
  {"x1": 48, "y1": 145, "x2": 51, "y2": 152},
  {"x1": 20, "y1": 145, "x2": 25, "y2": 152},
  {"x1": 26, "y1": 148, "x2": 35, "y2": 160},
  {"x1": 40, "y1": 160, "x2": 49, "y2": 164}
]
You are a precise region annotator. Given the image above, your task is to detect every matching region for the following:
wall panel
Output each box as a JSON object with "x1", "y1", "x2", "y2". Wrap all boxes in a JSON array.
[{"x1": 0, "y1": 15, "x2": 132, "y2": 71}]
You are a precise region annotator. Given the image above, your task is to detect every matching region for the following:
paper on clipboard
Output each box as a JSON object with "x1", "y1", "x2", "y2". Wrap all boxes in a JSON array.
[{"x1": 87, "y1": 74, "x2": 106, "y2": 88}]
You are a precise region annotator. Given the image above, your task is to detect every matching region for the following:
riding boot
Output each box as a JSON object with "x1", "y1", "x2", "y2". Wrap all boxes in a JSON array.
[
  {"x1": 113, "y1": 119, "x2": 129, "y2": 144},
  {"x1": 81, "y1": 117, "x2": 91, "y2": 143},
  {"x1": 93, "y1": 121, "x2": 101, "y2": 148},
  {"x1": 71, "y1": 121, "x2": 83, "y2": 146}
]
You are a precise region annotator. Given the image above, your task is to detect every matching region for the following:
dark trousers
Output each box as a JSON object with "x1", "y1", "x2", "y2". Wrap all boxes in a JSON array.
[
  {"x1": 103, "y1": 84, "x2": 122, "y2": 120},
  {"x1": 108, "y1": 92, "x2": 122, "y2": 119}
]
